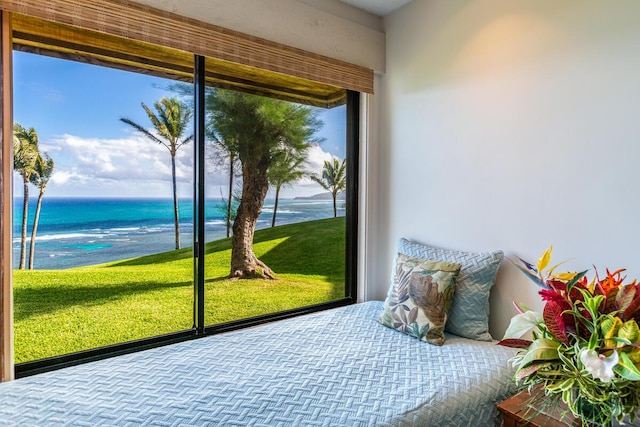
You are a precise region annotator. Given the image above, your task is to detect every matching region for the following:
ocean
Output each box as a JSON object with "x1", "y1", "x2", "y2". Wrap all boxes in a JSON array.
[{"x1": 13, "y1": 197, "x2": 344, "y2": 270}]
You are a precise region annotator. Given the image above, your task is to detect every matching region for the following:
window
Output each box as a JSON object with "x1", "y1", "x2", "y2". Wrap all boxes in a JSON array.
[
  {"x1": 3, "y1": 8, "x2": 363, "y2": 377},
  {"x1": 202, "y1": 85, "x2": 349, "y2": 328},
  {"x1": 12, "y1": 52, "x2": 195, "y2": 363}
]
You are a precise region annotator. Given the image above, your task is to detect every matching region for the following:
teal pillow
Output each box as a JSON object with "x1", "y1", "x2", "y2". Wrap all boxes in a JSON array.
[
  {"x1": 378, "y1": 253, "x2": 462, "y2": 346},
  {"x1": 397, "y1": 238, "x2": 503, "y2": 341}
]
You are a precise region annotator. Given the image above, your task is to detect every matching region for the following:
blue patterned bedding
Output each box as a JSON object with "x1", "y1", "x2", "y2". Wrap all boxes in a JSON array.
[{"x1": 0, "y1": 301, "x2": 517, "y2": 426}]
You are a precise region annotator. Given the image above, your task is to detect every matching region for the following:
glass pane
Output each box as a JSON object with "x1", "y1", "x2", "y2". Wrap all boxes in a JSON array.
[
  {"x1": 200, "y1": 84, "x2": 347, "y2": 326},
  {"x1": 12, "y1": 51, "x2": 194, "y2": 363}
]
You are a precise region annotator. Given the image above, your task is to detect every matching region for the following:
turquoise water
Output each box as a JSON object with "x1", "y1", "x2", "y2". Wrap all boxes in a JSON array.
[{"x1": 13, "y1": 197, "x2": 342, "y2": 269}]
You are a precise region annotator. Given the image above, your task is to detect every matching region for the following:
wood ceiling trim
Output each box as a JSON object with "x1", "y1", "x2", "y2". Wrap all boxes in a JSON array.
[{"x1": 1, "y1": 0, "x2": 373, "y2": 96}]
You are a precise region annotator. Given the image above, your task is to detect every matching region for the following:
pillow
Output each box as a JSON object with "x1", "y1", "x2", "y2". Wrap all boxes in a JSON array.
[
  {"x1": 378, "y1": 253, "x2": 461, "y2": 346},
  {"x1": 397, "y1": 238, "x2": 503, "y2": 341}
]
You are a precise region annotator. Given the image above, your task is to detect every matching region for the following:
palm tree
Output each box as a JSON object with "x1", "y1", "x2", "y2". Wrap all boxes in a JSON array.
[
  {"x1": 13, "y1": 124, "x2": 39, "y2": 270},
  {"x1": 311, "y1": 158, "x2": 346, "y2": 218},
  {"x1": 28, "y1": 152, "x2": 54, "y2": 269},
  {"x1": 208, "y1": 90, "x2": 322, "y2": 279},
  {"x1": 207, "y1": 128, "x2": 240, "y2": 238},
  {"x1": 168, "y1": 82, "x2": 240, "y2": 239},
  {"x1": 268, "y1": 150, "x2": 307, "y2": 227},
  {"x1": 216, "y1": 186, "x2": 241, "y2": 231},
  {"x1": 120, "y1": 97, "x2": 193, "y2": 250}
]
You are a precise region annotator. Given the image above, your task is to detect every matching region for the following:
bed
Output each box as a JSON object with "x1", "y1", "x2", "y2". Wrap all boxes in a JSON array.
[{"x1": 0, "y1": 301, "x2": 517, "y2": 426}]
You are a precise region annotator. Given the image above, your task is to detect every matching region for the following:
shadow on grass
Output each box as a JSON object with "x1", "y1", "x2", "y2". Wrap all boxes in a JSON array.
[
  {"x1": 256, "y1": 218, "x2": 345, "y2": 285},
  {"x1": 102, "y1": 217, "x2": 345, "y2": 284},
  {"x1": 108, "y1": 237, "x2": 234, "y2": 268},
  {"x1": 14, "y1": 279, "x2": 192, "y2": 322},
  {"x1": 204, "y1": 276, "x2": 231, "y2": 284},
  {"x1": 107, "y1": 246, "x2": 197, "y2": 267}
]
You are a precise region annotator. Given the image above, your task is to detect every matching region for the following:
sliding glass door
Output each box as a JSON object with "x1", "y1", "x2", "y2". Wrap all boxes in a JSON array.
[
  {"x1": 12, "y1": 51, "x2": 194, "y2": 363},
  {"x1": 202, "y1": 82, "x2": 350, "y2": 327}
]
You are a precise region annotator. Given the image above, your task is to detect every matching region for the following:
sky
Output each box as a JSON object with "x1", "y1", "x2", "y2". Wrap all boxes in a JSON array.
[{"x1": 12, "y1": 51, "x2": 347, "y2": 199}]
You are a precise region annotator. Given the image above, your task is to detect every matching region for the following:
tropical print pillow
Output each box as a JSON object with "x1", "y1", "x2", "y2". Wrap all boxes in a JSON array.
[
  {"x1": 397, "y1": 238, "x2": 503, "y2": 341},
  {"x1": 378, "y1": 254, "x2": 461, "y2": 346}
]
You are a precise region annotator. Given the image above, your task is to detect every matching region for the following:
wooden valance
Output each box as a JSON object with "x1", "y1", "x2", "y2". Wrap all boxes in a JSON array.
[{"x1": 1, "y1": 0, "x2": 374, "y2": 107}]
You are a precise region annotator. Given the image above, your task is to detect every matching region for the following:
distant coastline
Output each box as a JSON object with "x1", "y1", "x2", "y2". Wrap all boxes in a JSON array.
[{"x1": 294, "y1": 192, "x2": 346, "y2": 200}]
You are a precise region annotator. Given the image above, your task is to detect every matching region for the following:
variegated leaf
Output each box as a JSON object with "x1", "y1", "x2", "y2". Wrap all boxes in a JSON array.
[
  {"x1": 601, "y1": 316, "x2": 623, "y2": 349},
  {"x1": 616, "y1": 285, "x2": 635, "y2": 311},
  {"x1": 515, "y1": 361, "x2": 550, "y2": 382},
  {"x1": 544, "y1": 301, "x2": 568, "y2": 345},
  {"x1": 619, "y1": 319, "x2": 640, "y2": 344},
  {"x1": 614, "y1": 351, "x2": 640, "y2": 381},
  {"x1": 519, "y1": 338, "x2": 560, "y2": 368},
  {"x1": 496, "y1": 338, "x2": 533, "y2": 349}
]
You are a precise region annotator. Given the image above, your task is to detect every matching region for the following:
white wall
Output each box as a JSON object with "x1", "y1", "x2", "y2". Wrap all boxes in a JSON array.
[
  {"x1": 135, "y1": 0, "x2": 386, "y2": 72},
  {"x1": 377, "y1": 0, "x2": 640, "y2": 338}
]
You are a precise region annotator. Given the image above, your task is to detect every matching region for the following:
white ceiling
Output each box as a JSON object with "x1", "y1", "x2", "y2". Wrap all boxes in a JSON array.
[{"x1": 338, "y1": 0, "x2": 413, "y2": 16}]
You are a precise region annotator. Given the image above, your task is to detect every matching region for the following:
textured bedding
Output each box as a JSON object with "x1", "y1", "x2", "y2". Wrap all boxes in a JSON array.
[{"x1": 0, "y1": 301, "x2": 517, "y2": 426}]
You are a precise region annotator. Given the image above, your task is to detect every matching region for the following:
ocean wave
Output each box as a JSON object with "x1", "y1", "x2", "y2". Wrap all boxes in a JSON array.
[
  {"x1": 205, "y1": 220, "x2": 226, "y2": 226},
  {"x1": 141, "y1": 227, "x2": 169, "y2": 233},
  {"x1": 261, "y1": 208, "x2": 302, "y2": 214},
  {"x1": 107, "y1": 227, "x2": 141, "y2": 232},
  {"x1": 49, "y1": 252, "x2": 73, "y2": 257},
  {"x1": 13, "y1": 232, "x2": 104, "y2": 243}
]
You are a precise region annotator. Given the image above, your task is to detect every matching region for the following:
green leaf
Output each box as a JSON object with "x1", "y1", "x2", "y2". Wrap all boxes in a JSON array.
[
  {"x1": 419, "y1": 323, "x2": 429, "y2": 339},
  {"x1": 583, "y1": 293, "x2": 605, "y2": 318},
  {"x1": 518, "y1": 338, "x2": 560, "y2": 368},
  {"x1": 408, "y1": 322, "x2": 421, "y2": 339},
  {"x1": 588, "y1": 329, "x2": 599, "y2": 350},
  {"x1": 545, "y1": 377, "x2": 575, "y2": 393},
  {"x1": 614, "y1": 351, "x2": 640, "y2": 381},
  {"x1": 566, "y1": 270, "x2": 589, "y2": 296}
]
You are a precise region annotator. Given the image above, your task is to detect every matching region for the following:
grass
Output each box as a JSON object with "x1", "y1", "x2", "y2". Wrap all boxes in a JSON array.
[{"x1": 13, "y1": 217, "x2": 345, "y2": 363}]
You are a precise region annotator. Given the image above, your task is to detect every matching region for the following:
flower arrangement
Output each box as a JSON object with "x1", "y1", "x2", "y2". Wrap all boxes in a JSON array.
[{"x1": 499, "y1": 246, "x2": 640, "y2": 427}]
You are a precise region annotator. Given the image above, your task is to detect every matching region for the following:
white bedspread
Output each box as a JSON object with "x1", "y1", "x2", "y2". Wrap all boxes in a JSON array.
[{"x1": 0, "y1": 301, "x2": 517, "y2": 426}]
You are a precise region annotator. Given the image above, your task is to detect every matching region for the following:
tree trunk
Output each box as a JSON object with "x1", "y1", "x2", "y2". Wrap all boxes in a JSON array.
[
  {"x1": 332, "y1": 192, "x2": 337, "y2": 218},
  {"x1": 19, "y1": 178, "x2": 29, "y2": 270},
  {"x1": 230, "y1": 162, "x2": 274, "y2": 279},
  {"x1": 170, "y1": 152, "x2": 181, "y2": 250},
  {"x1": 28, "y1": 188, "x2": 44, "y2": 269},
  {"x1": 226, "y1": 156, "x2": 234, "y2": 238},
  {"x1": 271, "y1": 184, "x2": 281, "y2": 228}
]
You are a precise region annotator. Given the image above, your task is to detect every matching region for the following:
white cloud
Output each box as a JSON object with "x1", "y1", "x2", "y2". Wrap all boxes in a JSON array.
[
  {"x1": 19, "y1": 133, "x2": 342, "y2": 199},
  {"x1": 272, "y1": 144, "x2": 341, "y2": 199},
  {"x1": 305, "y1": 144, "x2": 336, "y2": 176},
  {"x1": 33, "y1": 132, "x2": 195, "y2": 197}
]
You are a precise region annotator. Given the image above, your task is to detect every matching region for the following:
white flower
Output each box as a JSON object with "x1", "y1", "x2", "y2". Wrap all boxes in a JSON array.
[
  {"x1": 579, "y1": 348, "x2": 619, "y2": 382},
  {"x1": 503, "y1": 311, "x2": 544, "y2": 339}
]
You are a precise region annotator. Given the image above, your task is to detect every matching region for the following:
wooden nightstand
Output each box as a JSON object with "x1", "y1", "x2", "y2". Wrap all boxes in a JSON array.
[
  {"x1": 498, "y1": 386, "x2": 580, "y2": 427},
  {"x1": 498, "y1": 387, "x2": 640, "y2": 427}
]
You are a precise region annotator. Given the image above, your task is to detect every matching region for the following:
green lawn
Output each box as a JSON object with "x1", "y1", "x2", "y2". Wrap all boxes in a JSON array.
[{"x1": 13, "y1": 217, "x2": 345, "y2": 363}]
